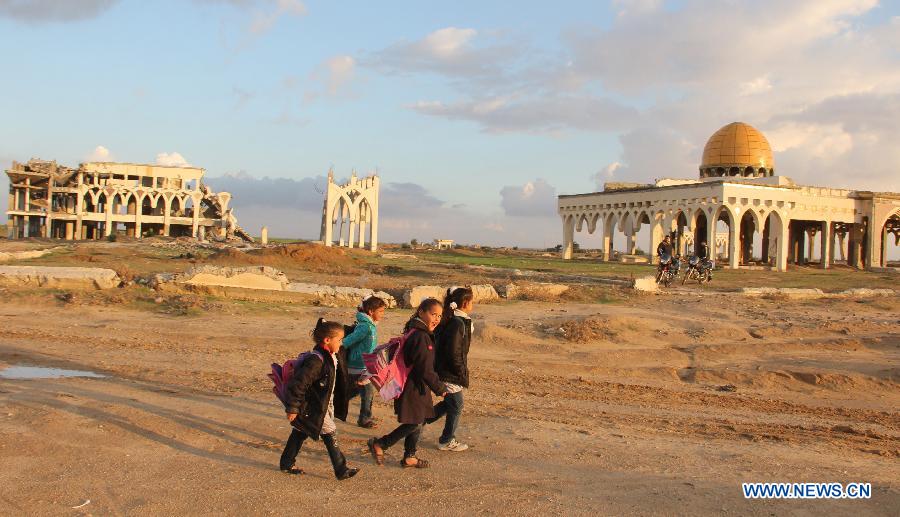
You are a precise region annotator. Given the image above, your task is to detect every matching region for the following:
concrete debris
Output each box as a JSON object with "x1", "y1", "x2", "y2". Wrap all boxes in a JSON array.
[
  {"x1": 632, "y1": 276, "x2": 659, "y2": 292},
  {"x1": 0, "y1": 247, "x2": 64, "y2": 262},
  {"x1": 153, "y1": 265, "x2": 288, "y2": 291},
  {"x1": 0, "y1": 265, "x2": 120, "y2": 289},
  {"x1": 287, "y1": 283, "x2": 397, "y2": 308},
  {"x1": 500, "y1": 282, "x2": 570, "y2": 300}
]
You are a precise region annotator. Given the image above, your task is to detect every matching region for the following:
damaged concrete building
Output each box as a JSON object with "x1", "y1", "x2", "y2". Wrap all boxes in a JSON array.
[{"x1": 5, "y1": 159, "x2": 253, "y2": 242}]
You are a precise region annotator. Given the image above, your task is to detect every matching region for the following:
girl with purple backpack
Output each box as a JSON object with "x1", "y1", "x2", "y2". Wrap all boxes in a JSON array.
[
  {"x1": 279, "y1": 318, "x2": 360, "y2": 480},
  {"x1": 367, "y1": 298, "x2": 447, "y2": 469}
]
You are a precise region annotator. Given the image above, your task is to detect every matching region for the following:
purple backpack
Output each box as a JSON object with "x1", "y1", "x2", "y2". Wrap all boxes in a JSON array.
[{"x1": 268, "y1": 350, "x2": 323, "y2": 407}]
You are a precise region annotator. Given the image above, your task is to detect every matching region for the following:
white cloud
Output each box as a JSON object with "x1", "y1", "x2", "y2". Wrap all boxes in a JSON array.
[
  {"x1": 0, "y1": 0, "x2": 117, "y2": 22},
  {"x1": 86, "y1": 145, "x2": 113, "y2": 162},
  {"x1": 739, "y1": 75, "x2": 773, "y2": 96},
  {"x1": 410, "y1": 94, "x2": 638, "y2": 133},
  {"x1": 248, "y1": 0, "x2": 306, "y2": 35},
  {"x1": 305, "y1": 55, "x2": 356, "y2": 100},
  {"x1": 155, "y1": 152, "x2": 191, "y2": 167},
  {"x1": 423, "y1": 27, "x2": 477, "y2": 57},
  {"x1": 499, "y1": 179, "x2": 557, "y2": 217},
  {"x1": 592, "y1": 162, "x2": 621, "y2": 189}
]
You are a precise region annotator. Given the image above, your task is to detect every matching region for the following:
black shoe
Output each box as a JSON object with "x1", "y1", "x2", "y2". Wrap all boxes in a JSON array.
[
  {"x1": 336, "y1": 467, "x2": 360, "y2": 480},
  {"x1": 280, "y1": 467, "x2": 304, "y2": 475}
]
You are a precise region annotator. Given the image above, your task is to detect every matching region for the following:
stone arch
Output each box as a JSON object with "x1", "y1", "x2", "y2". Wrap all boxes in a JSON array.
[
  {"x1": 879, "y1": 209, "x2": 900, "y2": 267},
  {"x1": 766, "y1": 210, "x2": 788, "y2": 271},
  {"x1": 714, "y1": 205, "x2": 737, "y2": 267},
  {"x1": 575, "y1": 212, "x2": 589, "y2": 233}
]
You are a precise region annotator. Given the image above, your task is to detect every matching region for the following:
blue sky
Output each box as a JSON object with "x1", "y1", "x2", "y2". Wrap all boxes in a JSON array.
[{"x1": 2, "y1": 0, "x2": 899, "y2": 247}]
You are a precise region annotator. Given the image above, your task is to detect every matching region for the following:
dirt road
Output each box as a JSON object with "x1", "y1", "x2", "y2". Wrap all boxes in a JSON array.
[{"x1": 0, "y1": 292, "x2": 897, "y2": 515}]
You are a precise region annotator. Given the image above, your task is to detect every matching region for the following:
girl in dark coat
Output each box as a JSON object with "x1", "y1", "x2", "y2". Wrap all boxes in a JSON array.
[
  {"x1": 426, "y1": 286, "x2": 474, "y2": 451},
  {"x1": 367, "y1": 298, "x2": 447, "y2": 468},
  {"x1": 280, "y1": 318, "x2": 360, "y2": 480}
]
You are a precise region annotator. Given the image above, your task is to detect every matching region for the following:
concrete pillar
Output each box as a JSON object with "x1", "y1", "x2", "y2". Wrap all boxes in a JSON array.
[
  {"x1": 348, "y1": 219, "x2": 356, "y2": 248},
  {"x1": 561, "y1": 216, "x2": 575, "y2": 260},
  {"x1": 728, "y1": 214, "x2": 740, "y2": 269},
  {"x1": 103, "y1": 194, "x2": 113, "y2": 237},
  {"x1": 626, "y1": 230, "x2": 636, "y2": 255},
  {"x1": 65, "y1": 222, "x2": 74, "y2": 240},
  {"x1": 44, "y1": 179, "x2": 54, "y2": 238},
  {"x1": 324, "y1": 199, "x2": 334, "y2": 246},
  {"x1": 369, "y1": 210, "x2": 378, "y2": 252},
  {"x1": 260, "y1": 226, "x2": 268, "y2": 245},
  {"x1": 23, "y1": 177, "x2": 30, "y2": 238},
  {"x1": 338, "y1": 201, "x2": 346, "y2": 247},
  {"x1": 775, "y1": 219, "x2": 789, "y2": 272},
  {"x1": 74, "y1": 177, "x2": 84, "y2": 241},
  {"x1": 358, "y1": 220, "x2": 367, "y2": 249},
  {"x1": 162, "y1": 198, "x2": 171, "y2": 236},
  {"x1": 649, "y1": 219, "x2": 663, "y2": 265},
  {"x1": 191, "y1": 199, "x2": 200, "y2": 238},
  {"x1": 821, "y1": 221, "x2": 832, "y2": 269},
  {"x1": 807, "y1": 230, "x2": 816, "y2": 263}
]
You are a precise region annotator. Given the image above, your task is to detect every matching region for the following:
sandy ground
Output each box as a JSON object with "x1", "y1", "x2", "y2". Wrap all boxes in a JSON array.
[{"x1": 0, "y1": 291, "x2": 898, "y2": 516}]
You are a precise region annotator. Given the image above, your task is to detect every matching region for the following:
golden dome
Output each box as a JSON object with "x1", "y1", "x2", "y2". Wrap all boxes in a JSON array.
[{"x1": 700, "y1": 122, "x2": 774, "y2": 178}]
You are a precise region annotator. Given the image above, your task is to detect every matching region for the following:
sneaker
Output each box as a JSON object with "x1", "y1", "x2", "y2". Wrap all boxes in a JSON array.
[{"x1": 437, "y1": 439, "x2": 469, "y2": 452}]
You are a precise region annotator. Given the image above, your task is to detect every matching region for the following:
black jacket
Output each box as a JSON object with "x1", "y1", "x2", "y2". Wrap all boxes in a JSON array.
[
  {"x1": 395, "y1": 318, "x2": 446, "y2": 424},
  {"x1": 434, "y1": 315, "x2": 471, "y2": 388},
  {"x1": 657, "y1": 241, "x2": 673, "y2": 257},
  {"x1": 283, "y1": 345, "x2": 350, "y2": 439}
]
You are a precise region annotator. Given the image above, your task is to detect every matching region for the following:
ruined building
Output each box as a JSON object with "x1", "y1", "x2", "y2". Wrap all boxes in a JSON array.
[
  {"x1": 5, "y1": 159, "x2": 253, "y2": 242},
  {"x1": 319, "y1": 169, "x2": 379, "y2": 251}
]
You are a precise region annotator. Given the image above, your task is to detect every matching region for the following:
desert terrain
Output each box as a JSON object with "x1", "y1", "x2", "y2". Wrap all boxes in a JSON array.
[{"x1": 0, "y1": 239, "x2": 898, "y2": 515}]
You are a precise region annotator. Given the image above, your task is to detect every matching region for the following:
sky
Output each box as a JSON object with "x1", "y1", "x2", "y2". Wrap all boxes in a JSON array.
[{"x1": 1, "y1": 0, "x2": 899, "y2": 248}]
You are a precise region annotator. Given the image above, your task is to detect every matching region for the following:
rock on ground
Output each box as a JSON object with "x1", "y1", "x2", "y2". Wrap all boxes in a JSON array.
[
  {"x1": 500, "y1": 282, "x2": 570, "y2": 300},
  {"x1": 632, "y1": 276, "x2": 659, "y2": 292},
  {"x1": 403, "y1": 285, "x2": 446, "y2": 308},
  {"x1": 167, "y1": 265, "x2": 289, "y2": 291},
  {"x1": 287, "y1": 283, "x2": 397, "y2": 308},
  {"x1": 0, "y1": 265, "x2": 120, "y2": 290}
]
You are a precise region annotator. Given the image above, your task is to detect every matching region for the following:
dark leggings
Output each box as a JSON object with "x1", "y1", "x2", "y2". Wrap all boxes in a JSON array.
[
  {"x1": 279, "y1": 428, "x2": 348, "y2": 477},
  {"x1": 376, "y1": 423, "x2": 423, "y2": 459}
]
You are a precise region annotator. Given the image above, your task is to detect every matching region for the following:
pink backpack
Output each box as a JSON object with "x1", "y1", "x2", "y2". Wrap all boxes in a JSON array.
[
  {"x1": 268, "y1": 350, "x2": 323, "y2": 407},
  {"x1": 362, "y1": 330, "x2": 416, "y2": 401}
]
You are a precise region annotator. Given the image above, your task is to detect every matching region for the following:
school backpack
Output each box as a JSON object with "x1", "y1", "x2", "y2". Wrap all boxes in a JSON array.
[
  {"x1": 268, "y1": 350, "x2": 323, "y2": 407},
  {"x1": 344, "y1": 323, "x2": 357, "y2": 337},
  {"x1": 362, "y1": 329, "x2": 416, "y2": 401}
]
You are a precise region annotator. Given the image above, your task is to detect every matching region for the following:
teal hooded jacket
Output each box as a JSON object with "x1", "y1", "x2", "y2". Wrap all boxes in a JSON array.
[{"x1": 341, "y1": 312, "x2": 378, "y2": 371}]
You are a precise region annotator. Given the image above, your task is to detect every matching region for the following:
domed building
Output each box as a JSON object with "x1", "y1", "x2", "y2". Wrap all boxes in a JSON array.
[
  {"x1": 557, "y1": 122, "x2": 900, "y2": 272},
  {"x1": 700, "y1": 122, "x2": 774, "y2": 178}
]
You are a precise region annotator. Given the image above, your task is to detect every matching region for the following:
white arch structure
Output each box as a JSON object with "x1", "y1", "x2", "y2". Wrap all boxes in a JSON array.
[
  {"x1": 558, "y1": 180, "x2": 900, "y2": 271},
  {"x1": 320, "y1": 170, "x2": 380, "y2": 252}
]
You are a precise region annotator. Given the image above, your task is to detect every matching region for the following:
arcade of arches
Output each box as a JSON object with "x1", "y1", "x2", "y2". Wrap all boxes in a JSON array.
[
  {"x1": 558, "y1": 122, "x2": 900, "y2": 271},
  {"x1": 6, "y1": 160, "x2": 253, "y2": 242}
]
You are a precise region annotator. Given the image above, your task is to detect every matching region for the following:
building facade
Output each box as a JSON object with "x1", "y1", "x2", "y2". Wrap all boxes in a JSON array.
[
  {"x1": 6, "y1": 159, "x2": 252, "y2": 241},
  {"x1": 558, "y1": 122, "x2": 900, "y2": 271}
]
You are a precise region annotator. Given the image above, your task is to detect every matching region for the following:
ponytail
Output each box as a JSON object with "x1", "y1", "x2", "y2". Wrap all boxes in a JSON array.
[
  {"x1": 441, "y1": 286, "x2": 473, "y2": 325},
  {"x1": 311, "y1": 317, "x2": 344, "y2": 345}
]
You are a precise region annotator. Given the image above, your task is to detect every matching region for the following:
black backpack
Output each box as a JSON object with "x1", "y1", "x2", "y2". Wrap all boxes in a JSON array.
[{"x1": 344, "y1": 323, "x2": 357, "y2": 337}]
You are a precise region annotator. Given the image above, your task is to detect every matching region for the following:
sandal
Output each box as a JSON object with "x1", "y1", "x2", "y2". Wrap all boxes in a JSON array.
[
  {"x1": 367, "y1": 438, "x2": 384, "y2": 466},
  {"x1": 280, "y1": 467, "x2": 305, "y2": 475},
  {"x1": 358, "y1": 420, "x2": 378, "y2": 429},
  {"x1": 401, "y1": 457, "x2": 429, "y2": 469}
]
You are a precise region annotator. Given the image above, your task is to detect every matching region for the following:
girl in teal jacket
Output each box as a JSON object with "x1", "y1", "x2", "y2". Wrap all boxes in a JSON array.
[{"x1": 342, "y1": 295, "x2": 386, "y2": 427}]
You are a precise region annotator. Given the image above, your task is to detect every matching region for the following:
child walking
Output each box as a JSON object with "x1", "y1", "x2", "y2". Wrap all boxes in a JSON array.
[
  {"x1": 279, "y1": 318, "x2": 360, "y2": 480},
  {"x1": 342, "y1": 295, "x2": 387, "y2": 428},
  {"x1": 367, "y1": 298, "x2": 447, "y2": 469},
  {"x1": 426, "y1": 286, "x2": 474, "y2": 451}
]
